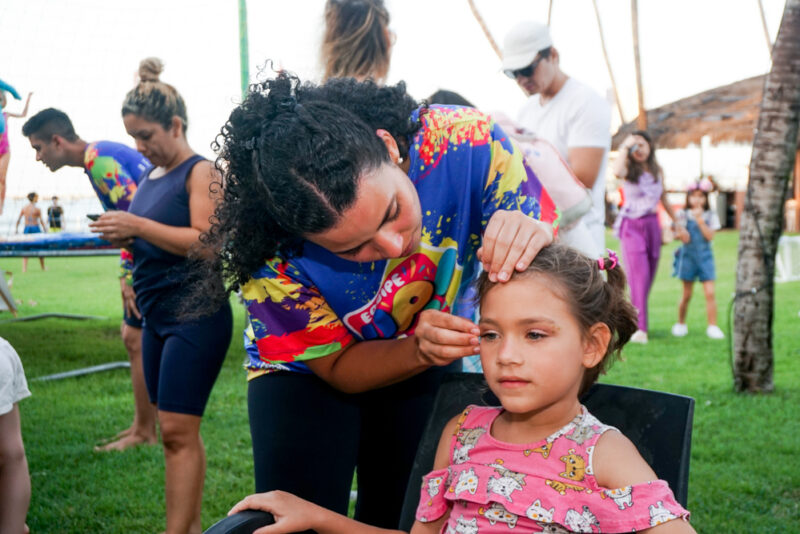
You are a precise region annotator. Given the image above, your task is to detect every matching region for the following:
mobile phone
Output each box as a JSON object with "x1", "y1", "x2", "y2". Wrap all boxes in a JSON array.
[
  {"x1": 629, "y1": 143, "x2": 640, "y2": 155},
  {"x1": 86, "y1": 214, "x2": 101, "y2": 221}
]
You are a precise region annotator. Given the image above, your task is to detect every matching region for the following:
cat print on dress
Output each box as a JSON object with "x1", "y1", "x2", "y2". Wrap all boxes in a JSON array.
[
  {"x1": 453, "y1": 426, "x2": 486, "y2": 465},
  {"x1": 525, "y1": 499, "x2": 555, "y2": 522},
  {"x1": 425, "y1": 474, "x2": 445, "y2": 505},
  {"x1": 565, "y1": 421, "x2": 600, "y2": 445},
  {"x1": 478, "y1": 502, "x2": 518, "y2": 528},
  {"x1": 559, "y1": 448, "x2": 587, "y2": 482},
  {"x1": 545, "y1": 479, "x2": 586, "y2": 495},
  {"x1": 454, "y1": 467, "x2": 479, "y2": 496},
  {"x1": 649, "y1": 501, "x2": 678, "y2": 526},
  {"x1": 604, "y1": 486, "x2": 633, "y2": 510},
  {"x1": 537, "y1": 523, "x2": 570, "y2": 534},
  {"x1": 446, "y1": 515, "x2": 479, "y2": 534},
  {"x1": 563, "y1": 505, "x2": 600, "y2": 533},
  {"x1": 458, "y1": 426, "x2": 487, "y2": 448},
  {"x1": 453, "y1": 442, "x2": 476, "y2": 464},
  {"x1": 523, "y1": 440, "x2": 553, "y2": 459},
  {"x1": 487, "y1": 460, "x2": 527, "y2": 502}
]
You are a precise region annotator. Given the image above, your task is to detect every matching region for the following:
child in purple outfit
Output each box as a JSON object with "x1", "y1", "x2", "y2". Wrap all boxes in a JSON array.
[
  {"x1": 223, "y1": 243, "x2": 694, "y2": 534},
  {"x1": 612, "y1": 132, "x2": 679, "y2": 344}
]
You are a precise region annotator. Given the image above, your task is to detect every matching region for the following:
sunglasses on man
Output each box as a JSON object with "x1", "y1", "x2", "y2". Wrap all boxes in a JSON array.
[{"x1": 504, "y1": 55, "x2": 546, "y2": 79}]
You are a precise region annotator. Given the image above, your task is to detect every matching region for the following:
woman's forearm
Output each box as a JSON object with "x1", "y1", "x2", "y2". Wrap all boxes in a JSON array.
[
  {"x1": 307, "y1": 336, "x2": 431, "y2": 394},
  {"x1": 136, "y1": 217, "x2": 202, "y2": 257},
  {"x1": 660, "y1": 190, "x2": 678, "y2": 221}
]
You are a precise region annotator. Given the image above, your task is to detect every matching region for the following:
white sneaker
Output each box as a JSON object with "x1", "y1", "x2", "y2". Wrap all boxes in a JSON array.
[
  {"x1": 671, "y1": 323, "x2": 688, "y2": 337},
  {"x1": 630, "y1": 330, "x2": 648, "y2": 344},
  {"x1": 706, "y1": 325, "x2": 725, "y2": 339}
]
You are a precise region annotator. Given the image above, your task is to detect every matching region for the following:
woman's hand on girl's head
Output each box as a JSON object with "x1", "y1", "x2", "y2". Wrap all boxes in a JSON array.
[
  {"x1": 228, "y1": 491, "x2": 325, "y2": 534},
  {"x1": 414, "y1": 309, "x2": 480, "y2": 366},
  {"x1": 477, "y1": 210, "x2": 553, "y2": 283}
]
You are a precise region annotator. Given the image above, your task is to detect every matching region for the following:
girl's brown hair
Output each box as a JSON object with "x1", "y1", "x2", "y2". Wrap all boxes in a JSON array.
[
  {"x1": 321, "y1": 0, "x2": 391, "y2": 82},
  {"x1": 684, "y1": 187, "x2": 711, "y2": 212},
  {"x1": 121, "y1": 57, "x2": 188, "y2": 133},
  {"x1": 476, "y1": 243, "x2": 638, "y2": 396},
  {"x1": 625, "y1": 130, "x2": 662, "y2": 184}
]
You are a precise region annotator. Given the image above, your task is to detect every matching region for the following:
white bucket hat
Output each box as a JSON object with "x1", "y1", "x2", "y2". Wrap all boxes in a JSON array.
[{"x1": 502, "y1": 21, "x2": 553, "y2": 71}]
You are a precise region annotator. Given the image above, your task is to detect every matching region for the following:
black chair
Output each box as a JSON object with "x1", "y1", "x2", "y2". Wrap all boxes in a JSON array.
[{"x1": 205, "y1": 373, "x2": 694, "y2": 534}]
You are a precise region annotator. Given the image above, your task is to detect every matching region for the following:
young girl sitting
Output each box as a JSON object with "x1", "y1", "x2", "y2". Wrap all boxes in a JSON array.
[
  {"x1": 671, "y1": 181, "x2": 724, "y2": 340},
  {"x1": 228, "y1": 243, "x2": 694, "y2": 533}
]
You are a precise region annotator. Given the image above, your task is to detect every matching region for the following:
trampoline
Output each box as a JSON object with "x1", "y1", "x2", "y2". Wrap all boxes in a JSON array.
[{"x1": 0, "y1": 232, "x2": 118, "y2": 257}]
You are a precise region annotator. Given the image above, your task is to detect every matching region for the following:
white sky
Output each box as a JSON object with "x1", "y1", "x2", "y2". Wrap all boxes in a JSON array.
[{"x1": 0, "y1": 0, "x2": 785, "y2": 207}]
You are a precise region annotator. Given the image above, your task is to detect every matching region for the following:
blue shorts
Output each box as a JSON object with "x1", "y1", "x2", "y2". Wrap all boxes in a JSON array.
[
  {"x1": 122, "y1": 303, "x2": 143, "y2": 329},
  {"x1": 141, "y1": 302, "x2": 233, "y2": 416},
  {"x1": 23, "y1": 226, "x2": 42, "y2": 234},
  {"x1": 673, "y1": 247, "x2": 715, "y2": 282}
]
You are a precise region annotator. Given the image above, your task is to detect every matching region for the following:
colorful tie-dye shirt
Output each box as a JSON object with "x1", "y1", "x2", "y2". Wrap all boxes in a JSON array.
[
  {"x1": 242, "y1": 106, "x2": 558, "y2": 378},
  {"x1": 83, "y1": 141, "x2": 151, "y2": 280},
  {"x1": 83, "y1": 141, "x2": 150, "y2": 212}
]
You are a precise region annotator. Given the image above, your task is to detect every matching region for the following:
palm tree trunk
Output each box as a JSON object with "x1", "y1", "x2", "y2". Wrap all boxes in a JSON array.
[
  {"x1": 733, "y1": 0, "x2": 800, "y2": 393},
  {"x1": 592, "y1": 0, "x2": 626, "y2": 124}
]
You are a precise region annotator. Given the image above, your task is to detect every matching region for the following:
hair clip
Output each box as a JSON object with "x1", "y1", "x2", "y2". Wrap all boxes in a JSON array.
[
  {"x1": 687, "y1": 179, "x2": 713, "y2": 192},
  {"x1": 597, "y1": 249, "x2": 618, "y2": 271}
]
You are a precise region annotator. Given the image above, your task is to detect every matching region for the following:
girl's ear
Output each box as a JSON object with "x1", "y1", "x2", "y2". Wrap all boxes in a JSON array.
[{"x1": 582, "y1": 322, "x2": 611, "y2": 369}]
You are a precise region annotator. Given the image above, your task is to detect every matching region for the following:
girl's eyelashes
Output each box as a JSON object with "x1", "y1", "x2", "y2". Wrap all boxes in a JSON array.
[
  {"x1": 526, "y1": 330, "x2": 546, "y2": 340},
  {"x1": 479, "y1": 331, "x2": 499, "y2": 341}
]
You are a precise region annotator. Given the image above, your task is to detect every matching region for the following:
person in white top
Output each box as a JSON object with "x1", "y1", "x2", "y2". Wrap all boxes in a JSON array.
[{"x1": 502, "y1": 21, "x2": 611, "y2": 258}]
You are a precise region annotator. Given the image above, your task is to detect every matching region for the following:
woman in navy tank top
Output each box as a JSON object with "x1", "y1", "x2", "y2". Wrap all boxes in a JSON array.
[{"x1": 90, "y1": 58, "x2": 233, "y2": 534}]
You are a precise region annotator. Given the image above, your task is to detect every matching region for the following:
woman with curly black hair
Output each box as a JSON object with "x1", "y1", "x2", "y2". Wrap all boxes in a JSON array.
[{"x1": 203, "y1": 72, "x2": 558, "y2": 528}]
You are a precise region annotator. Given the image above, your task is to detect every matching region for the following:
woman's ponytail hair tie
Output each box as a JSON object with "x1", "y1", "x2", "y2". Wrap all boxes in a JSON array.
[{"x1": 597, "y1": 249, "x2": 619, "y2": 271}]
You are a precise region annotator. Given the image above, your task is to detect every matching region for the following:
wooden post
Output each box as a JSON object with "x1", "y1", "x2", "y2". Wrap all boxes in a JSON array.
[
  {"x1": 758, "y1": 0, "x2": 773, "y2": 58},
  {"x1": 592, "y1": 0, "x2": 626, "y2": 124},
  {"x1": 467, "y1": 0, "x2": 502, "y2": 58},
  {"x1": 631, "y1": 0, "x2": 647, "y2": 130}
]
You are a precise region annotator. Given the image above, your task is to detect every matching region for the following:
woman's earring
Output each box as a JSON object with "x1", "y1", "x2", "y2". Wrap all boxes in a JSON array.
[{"x1": 396, "y1": 157, "x2": 404, "y2": 165}]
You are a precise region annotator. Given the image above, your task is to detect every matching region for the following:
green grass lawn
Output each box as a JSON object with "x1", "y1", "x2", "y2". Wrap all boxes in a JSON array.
[{"x1": 1, "y1": 230, "x2": 799, "y2": 533}]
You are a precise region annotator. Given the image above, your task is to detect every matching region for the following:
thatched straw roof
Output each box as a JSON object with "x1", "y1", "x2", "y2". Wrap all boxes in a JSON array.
[{"x1": 612, "y1": 75, "x2": 765, "y2": 150}]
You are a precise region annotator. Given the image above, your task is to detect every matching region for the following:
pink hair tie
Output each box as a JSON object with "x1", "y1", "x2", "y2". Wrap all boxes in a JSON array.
[{"x1": 597, "y1": 249, "x2": 618, "y2": 271}]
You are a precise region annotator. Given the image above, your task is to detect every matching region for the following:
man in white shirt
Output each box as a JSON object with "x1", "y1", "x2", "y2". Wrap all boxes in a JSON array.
[{"x1": 502, "y1": 21, "x2": 611, "y2": 258}]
